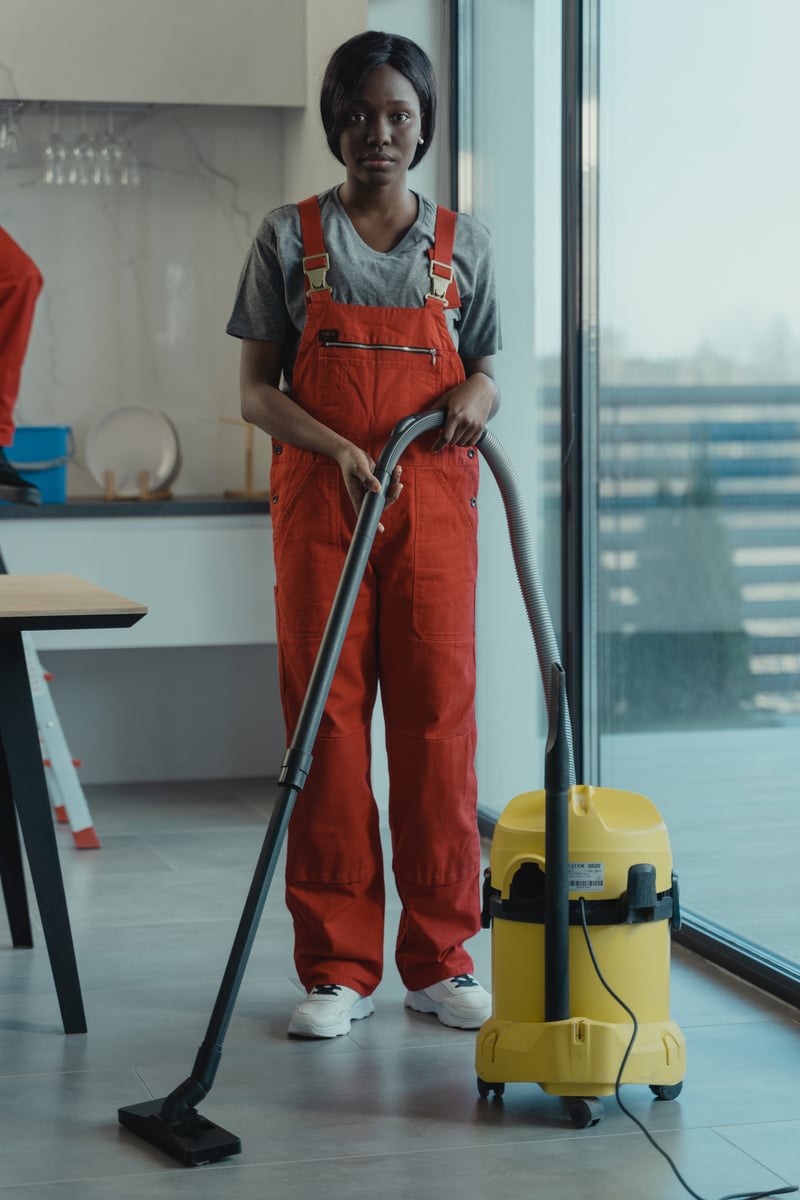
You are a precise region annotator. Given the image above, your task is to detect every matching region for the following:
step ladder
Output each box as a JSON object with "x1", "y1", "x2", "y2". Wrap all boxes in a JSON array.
[{"x1": 23, "y1": 632, "x2": 100, "y2": 849}]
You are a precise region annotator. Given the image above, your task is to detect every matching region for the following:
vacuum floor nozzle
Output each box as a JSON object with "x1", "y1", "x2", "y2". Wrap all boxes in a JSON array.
[{"x1": 118, "y1": 1100, "x2": 241, "y2": 1167}]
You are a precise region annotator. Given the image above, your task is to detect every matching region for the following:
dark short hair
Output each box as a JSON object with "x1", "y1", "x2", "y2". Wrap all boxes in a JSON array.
[{"x1": 320, "y1": 30, "x2": 437, "y2": 168}]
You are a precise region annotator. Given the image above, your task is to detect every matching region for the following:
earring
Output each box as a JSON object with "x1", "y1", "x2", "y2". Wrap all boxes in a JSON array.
[{"x1": 418, "y1": 137, "x2": 425, "y2": 145}]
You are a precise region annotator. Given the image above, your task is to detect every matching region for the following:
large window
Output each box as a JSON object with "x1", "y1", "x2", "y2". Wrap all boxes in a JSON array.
[
  {"x1": 458, "y1": 0, "x2": 799, "y2": 996},
  {"x1": 598, "y1": 0, "x2": 800, "y2": 976}
]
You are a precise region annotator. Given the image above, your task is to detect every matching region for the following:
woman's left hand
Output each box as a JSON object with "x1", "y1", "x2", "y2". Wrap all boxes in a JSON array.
[{"x1": 432, "y1": 359, "x2": 499, "y2": 453}]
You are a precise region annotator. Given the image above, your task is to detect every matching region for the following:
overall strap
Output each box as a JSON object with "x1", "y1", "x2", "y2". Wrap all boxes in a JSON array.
[
  {"x1": 298, "y1": 196, "x2": 332, "y2": 303},
  {"x1": 426, "y1": 206, "x2": 461, "y2": 309}
]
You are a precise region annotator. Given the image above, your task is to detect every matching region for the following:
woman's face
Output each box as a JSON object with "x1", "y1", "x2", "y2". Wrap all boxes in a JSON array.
[{"x1": 337, "y1": 64, "x2": 423, "y2": 189}]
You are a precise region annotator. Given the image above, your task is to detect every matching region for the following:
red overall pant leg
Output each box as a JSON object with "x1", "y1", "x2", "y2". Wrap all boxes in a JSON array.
[
  {"x1": 274, "y1": 449, "x2": 482, "y2": 996},
  {"x1": 0, "y1": 229, "x2": 43, "y2": 444},
  {"x1": 374, "y1": 455, "x2": 482, "y2": 992},
  {"x1": 274, "y1": 458, "x2": 386, "y2": 997}
]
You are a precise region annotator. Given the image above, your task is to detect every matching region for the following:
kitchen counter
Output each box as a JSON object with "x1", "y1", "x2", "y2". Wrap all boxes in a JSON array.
[
  {"x1": 0, "y1": 505, "x2": 280, "y2": 785},
  {"x1": 0, "y1": 495, "x2": 270, "y2": 520},
  {"x1": 0, "y1": 503, "x2": 275, "y2": 650}
]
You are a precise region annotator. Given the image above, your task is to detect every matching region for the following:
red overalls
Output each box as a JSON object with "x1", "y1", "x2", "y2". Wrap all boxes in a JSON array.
[
  {"x1": 0, "y1": 228, "x2": 43, "y2": 445},
  {"x1": 272, "y1": 196, "x2": 482, "y2": 996}
]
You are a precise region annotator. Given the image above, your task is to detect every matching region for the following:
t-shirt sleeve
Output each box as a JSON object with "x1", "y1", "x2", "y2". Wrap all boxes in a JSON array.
[
  {"x1": 226, "y1": 215, "x2": 291, "y2": 343},
  {"x1": 454, "y1": 215, "x2": 502, "y2": 362}
]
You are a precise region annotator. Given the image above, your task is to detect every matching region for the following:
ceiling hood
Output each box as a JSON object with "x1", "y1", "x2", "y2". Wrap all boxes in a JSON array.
[{"x1": 0, "y1": 0, "x2": 306, "y2": 108}]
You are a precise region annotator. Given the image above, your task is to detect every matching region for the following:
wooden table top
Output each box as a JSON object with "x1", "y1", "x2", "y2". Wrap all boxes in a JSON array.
[{"x1": 0, "y1": 574, "x2": 148, "y2": 631}]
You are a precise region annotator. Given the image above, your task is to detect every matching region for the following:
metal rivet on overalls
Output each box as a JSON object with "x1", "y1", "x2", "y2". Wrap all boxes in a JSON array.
[
  {"x1": 271, "y1": 494, "x2": 279, "y2": 505},
  {"x1": 470, "y1": 497, "x2": 477, "y2": 507},
  {"x1": 273, "y1": 442, "x2": 282, "y2": 454},
  {"x1": 467, "y1": 449, "x2": 475, "y2": 459}
]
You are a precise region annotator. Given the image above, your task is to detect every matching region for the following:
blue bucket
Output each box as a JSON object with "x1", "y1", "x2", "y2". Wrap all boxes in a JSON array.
[{"x1": 7, "y1": 425, "x2": 74, "y2": 504}]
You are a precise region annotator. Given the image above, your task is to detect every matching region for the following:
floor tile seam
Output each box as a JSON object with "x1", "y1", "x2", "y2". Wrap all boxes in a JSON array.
[
  {"x1": 81, "y1": 831, "x2": 273, "y2": 841},
  {"x1": 0, "y1": 1065, "x2": 103, "y2": 1082},
  {"x1": 679, "y1": 1017, "x2": 800, "y2": 1030},
  {"x1": 604, "y1": 1112, "x2": 800, "y2": 1145},
  {"x1": 596, "y1": 1109, "x2": 796, "y2": 1138},
  {"x1": 131, "y1": 1065, "x2": 154, "y2": 1099},
  {"x1": 0, "y1": 1140, "x2": 634, "y2": 1192},
  {"x1": 63, "y1": 873, "x2": 291, "y2": 889},
  {"x1": 0, "y1": 1126, "x2": 776, "y2": 1194},
  {"x1": 60, "y1": 826, "x2": 273, "y2": 842},
  {"x1": 710, "y1": 1125, "x2": 797, "y2": 1188},
  {"x1": 191, "y1": 1128, "x2": 657, "y2": 1172},
  {"x1": 66, "y1": 916, "x2": 274, "y2": 930},
  {"x1": 0, "y1": 1165, "x2": 228, "y2": 1192},
  {"x1": 712, "y1": 1118, "x2": 800, "y2": 1134}
]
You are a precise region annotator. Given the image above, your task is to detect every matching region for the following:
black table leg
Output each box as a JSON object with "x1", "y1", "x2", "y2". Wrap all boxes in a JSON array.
[
  {"x1": 0, "y1": 734, "x2": 33, "y2": 946},
  {"x1": 0, "y1": 548, "x2": 32, "y2": 946},
  {"x1": 0, "y1": 631, "x2": 87, "y2": 1034}
]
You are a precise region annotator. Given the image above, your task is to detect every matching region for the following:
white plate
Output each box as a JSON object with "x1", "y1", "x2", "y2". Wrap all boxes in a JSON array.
[{"x1": 86, "y1": 406, "x2": 181, "y2": 497}]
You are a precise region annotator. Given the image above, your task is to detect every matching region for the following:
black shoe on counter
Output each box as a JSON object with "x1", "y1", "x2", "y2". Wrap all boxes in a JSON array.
[{"x1": 0, "y1": 446, "x2": 42, "y2": 505}]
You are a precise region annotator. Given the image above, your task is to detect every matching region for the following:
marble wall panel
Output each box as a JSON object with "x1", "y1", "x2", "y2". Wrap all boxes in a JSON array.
[{"x1": 0, "y1": 102, "x2": 282, "y2": 495}]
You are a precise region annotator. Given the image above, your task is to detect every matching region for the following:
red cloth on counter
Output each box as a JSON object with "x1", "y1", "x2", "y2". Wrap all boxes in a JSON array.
[{"x1": 0, "y1": 227, "x2": 44, "y2": 445}]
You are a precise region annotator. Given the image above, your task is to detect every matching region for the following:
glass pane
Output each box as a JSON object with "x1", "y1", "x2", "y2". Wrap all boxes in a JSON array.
[
  {"x1": 598, "y1": 0, "x2": 800, "y2": 964},
  {"x1": 463, "y1": 0, "x2": 563, "y2": 818}
]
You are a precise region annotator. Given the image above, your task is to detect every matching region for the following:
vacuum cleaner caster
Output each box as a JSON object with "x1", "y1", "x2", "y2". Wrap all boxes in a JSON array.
[
  {"x1": 568, "y1": 1097, "x2": 604, "y2": 1128},
  {"x1": 650, "y1": 1082, "x2": 683, "y2": 1101},
  {"x1": 476, "y1": 1077, "x2": 505, "y2": 1099}
]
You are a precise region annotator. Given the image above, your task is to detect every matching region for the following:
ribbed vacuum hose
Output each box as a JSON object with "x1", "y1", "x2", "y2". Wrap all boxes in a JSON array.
[{"x1": 476, "y1": 428, "x2": 576, "y2": 785}]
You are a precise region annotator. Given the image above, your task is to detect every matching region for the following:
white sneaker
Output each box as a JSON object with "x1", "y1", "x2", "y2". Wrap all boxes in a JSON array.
[
  {"x1": 405, "y1": 974, "x2": 492, "y2": 1029},
  {"x1": 288, "y1": 984, "x2": 375, "y2": 1038}
]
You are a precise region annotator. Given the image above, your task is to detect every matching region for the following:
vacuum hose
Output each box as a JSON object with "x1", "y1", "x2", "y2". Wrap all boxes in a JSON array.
[
  {"x1": 476, "y1": 427, "x2": 576, "y2": 785},
  {"x1": 377, "y1": 411, "x2": 576, "y2": 783}
]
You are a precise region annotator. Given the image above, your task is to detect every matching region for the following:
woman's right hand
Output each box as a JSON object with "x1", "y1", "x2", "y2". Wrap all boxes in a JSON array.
[
  {"x1": 238, "y1": 341, "x2": 403, "y2": 530},
  {"x1": 334, "y1": 443, "x2": 403, "y2": 533}
]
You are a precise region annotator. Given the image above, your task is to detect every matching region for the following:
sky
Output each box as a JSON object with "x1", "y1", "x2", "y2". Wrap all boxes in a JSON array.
[
  {"x1": 523, "y1": 0, "x2": 800, "y2": 369},
  {"x1": 597, "y1": 0, "x2": 800, "y2": 368}
]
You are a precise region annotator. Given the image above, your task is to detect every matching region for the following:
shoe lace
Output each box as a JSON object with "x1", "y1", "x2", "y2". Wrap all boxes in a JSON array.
[
  {"x1": 450, "y1": 974, "x2": 478, "y2": 989},
  {"x1": 311, "y1": 984, "x2": 343, "y2": 996}
]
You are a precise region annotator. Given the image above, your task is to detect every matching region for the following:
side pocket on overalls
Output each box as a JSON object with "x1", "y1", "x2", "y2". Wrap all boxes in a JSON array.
[
  {"x1": 411, "y1": 457, "x2": 479, "y2": 640},
  {"x1": 271, "y1": 456, "x2": 344, "y2": 639}
]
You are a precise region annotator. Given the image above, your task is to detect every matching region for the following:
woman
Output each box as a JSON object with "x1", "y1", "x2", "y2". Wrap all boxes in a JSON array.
[{"x1": 227, "y1": 30, "x2": 500, "y2": 1038}]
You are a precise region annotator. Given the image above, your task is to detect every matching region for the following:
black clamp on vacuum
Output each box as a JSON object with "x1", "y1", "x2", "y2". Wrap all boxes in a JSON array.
[{"x1": 482, "y1": 861, "x2": 681, "y2": 932}]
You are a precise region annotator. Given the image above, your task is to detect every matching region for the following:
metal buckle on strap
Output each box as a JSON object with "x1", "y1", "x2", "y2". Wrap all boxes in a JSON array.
[
  {"x1": 426, "y1": 258, "x2": 453, "y2": 305},
  {"x1": 302, "y1": 252, "x2": 331, "y2": 295}
]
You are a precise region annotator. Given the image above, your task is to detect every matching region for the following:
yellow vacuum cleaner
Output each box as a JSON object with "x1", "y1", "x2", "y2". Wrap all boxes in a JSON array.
[{"x1": 475, "y1": 662, "x2": 686, "y2": 1127}]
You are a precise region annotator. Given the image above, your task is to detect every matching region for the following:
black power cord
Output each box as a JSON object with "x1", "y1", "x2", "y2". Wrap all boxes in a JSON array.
[{"x1": 577, "y1": 898, "x2": 798, "y2": 1200}]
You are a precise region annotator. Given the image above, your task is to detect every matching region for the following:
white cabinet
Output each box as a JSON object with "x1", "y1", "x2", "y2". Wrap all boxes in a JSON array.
[
  {"x1": 0, "y1": 0, "x2": 306, "y2": 107},
  {"x1": 0, "y1": 514, "x2": 276, "y2": 650}
]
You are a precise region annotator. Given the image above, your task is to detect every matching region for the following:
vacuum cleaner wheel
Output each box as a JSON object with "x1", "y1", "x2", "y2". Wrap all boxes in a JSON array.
[{"x1": 568, "y1": 1097, "x2": 605, "y2": 1128}]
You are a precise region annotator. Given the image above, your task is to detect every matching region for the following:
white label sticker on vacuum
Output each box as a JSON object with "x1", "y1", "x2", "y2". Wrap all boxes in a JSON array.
[{"x1": 568, "y1": 862, "x2": 605, "y2": 892}]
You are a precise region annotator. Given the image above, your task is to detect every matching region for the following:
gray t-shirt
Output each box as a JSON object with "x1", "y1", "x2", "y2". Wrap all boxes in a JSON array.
[{"x1": 226, "y1": 187, "x2": 501, "y2": 388}]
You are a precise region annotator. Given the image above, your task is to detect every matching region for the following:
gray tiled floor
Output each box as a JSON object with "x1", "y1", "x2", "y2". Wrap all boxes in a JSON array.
[{"x1": 1, "y1": 779, "x2": 798, "y2": 1199}]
